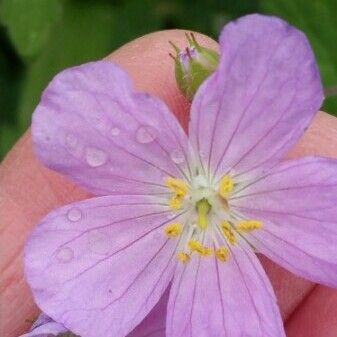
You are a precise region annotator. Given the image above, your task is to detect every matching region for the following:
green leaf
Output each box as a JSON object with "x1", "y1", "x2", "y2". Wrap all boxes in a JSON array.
[
  {"x1": 0, "y1": 28, "x2": 23, "y2": 158},
  {"x1": 0, "y1": 124, "x2": 21, "y2": 158},
  {"x1": 0, "y1": 0, "x2": 62, "y2": 58},
  {"x1": 260, "y1": 0, "x2": 337, "y2": 116},
  {"x1": 162, "y1": 0, "x2": 259, "y2": 38},
  {"x1": 111, "y1": 0, "x2": 162, "y2": 47},
  {"x1": 18, "y1": 0, "x2": 115, "y2": 131}
]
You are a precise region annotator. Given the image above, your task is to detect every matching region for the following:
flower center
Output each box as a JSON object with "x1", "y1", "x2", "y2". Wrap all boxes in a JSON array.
[{"x1": 164, "y1": 174, "x2": 262, "y2": 263}]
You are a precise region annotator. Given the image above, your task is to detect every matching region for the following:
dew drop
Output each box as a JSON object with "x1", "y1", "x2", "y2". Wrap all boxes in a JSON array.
[
  {"x1": 67, "y1": 207, "x2": 82, "y2": 222},
  {"x1": 111, "y1": 127, "x2": 120, "y2": 136},
  {"x1": 56, "y1": 247, "x2": 74, "y2": 263},
  {"x1": 66, "y1": 134, "x2": 78, "y2": 148},
  {"x1": 88, "y1": 231, "x2": 110, "y2": 255},
  {"x1": 170, "y1": 149, "x2": 185, "y2": 164},
  {"x1": 136, "y1": 125, "x2": 156, "y2": 144},
  {"x1": 85, "y1": 147, "x2": 107, "y2": 167}
]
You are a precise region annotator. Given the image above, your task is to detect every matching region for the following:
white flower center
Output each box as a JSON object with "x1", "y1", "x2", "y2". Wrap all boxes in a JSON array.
[{"x1": 164, "y1": 170, "x2": 262, "y2": 263}]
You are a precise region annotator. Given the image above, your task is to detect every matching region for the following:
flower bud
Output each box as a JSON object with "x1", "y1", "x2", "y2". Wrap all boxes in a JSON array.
[{"x1": 170, "y1": 33, "x2": 219, "y2": 100}]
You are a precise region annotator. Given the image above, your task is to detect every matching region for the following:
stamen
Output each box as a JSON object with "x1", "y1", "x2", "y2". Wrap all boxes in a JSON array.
[
  {"x1": 188, "y1": 239, "x2": 203, "y2": 252},
  {"x1": 166, "y1": 177, "x2": 189, "y2": 197},
  {"x1": 237, "y1": 220, "x2": 262, "y2": 232},
  {"x1": 177, "y1": 252, "x2": 190, "y2": 263},
  {"x1": 169, "y1": 195, "x2": 183, "y2": 210},
  {"x1": 188, "y1": 240, "x2": 213, "y2": 256},
  {"x1": 221, "y1": 221, "x2": 237, "y2": 245},
  {"x1": 196, "y1": 198, "x2": 211, "y2": 230},
  {"x1": 215, "y1": 246, "x2": 229, "y2": 262},
  {"x1": 166, "y1": 177, "x2": 189, "y2": 210},
  {"x1": 202, "y1": 247, "x2": 213, "y2": 256},
  {"x1": 219, "y1": 175, "x2": 234, "y2": 198},
  {"x1": 165, "y1": 223, "x2": 183, "y2": 237}
]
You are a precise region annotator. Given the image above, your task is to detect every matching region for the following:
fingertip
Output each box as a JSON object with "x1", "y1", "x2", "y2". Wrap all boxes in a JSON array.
[
  {"x1": 286, "y1": 285, "x2": 337, "y2": 337},
  {"x1": 289, "y1": 111, "x2": 337, "y2": 159}
]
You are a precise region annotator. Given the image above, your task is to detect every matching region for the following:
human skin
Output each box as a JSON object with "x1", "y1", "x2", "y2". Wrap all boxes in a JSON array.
[{"x1": 1, "y1": 30, "x2": 337, "y2": 337}]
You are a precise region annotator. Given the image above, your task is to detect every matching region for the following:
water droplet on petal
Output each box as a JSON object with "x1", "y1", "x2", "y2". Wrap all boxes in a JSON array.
[
  {"x1": 88, "y1": 231, "x2": 110, "y2": 255},
  {"x1": 136, "y1": 125, "x2": 156, "y2": 144},
  {"x1": 111, "y1": 127, "x2": 120, "y2": 136},
  {"x1": 170, "y1": 149, "x2": 185, "y2": 164},
  {"x1": 67, "y1": 207, "x2": 82, "y2": 222},
  {"x1": 85, "y1": 147, "x2": 107, "y2": 167},
  {"x1": 66, "y1": 134, "x2": 78, "y2": 148},
  {"x1": 56, "y1": 247, "x2": 74, "y2": 263}
]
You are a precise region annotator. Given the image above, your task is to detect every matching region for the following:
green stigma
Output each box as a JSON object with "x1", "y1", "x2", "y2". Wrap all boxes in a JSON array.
[{"x1": 196, "y1": 198, "x2": 211, "y2": 230}]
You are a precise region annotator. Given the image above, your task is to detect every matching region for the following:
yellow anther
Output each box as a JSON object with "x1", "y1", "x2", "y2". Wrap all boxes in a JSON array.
[
  {"x1": 221, "y1": 221, "x2": 237, "y2": 245},
  {"x1": 202, "y1": 247, "x2": 213, "y2": 256},
  {"x1": 165, "y1": 223, "x2": 183, "y2": 237},
  {"x1": 188, "y1": 239, "x2": 203, "y2": 252},
  {"x1": 166, "y1": 177, "x2": 189, "y2": 210},
  {"x1": 188, "y1": 240, "x2": 213, "y2": 256},
  {"x1": 219, "y1": 175, "x2": 234, "y2": 198},
  {"x1": 169, "y1": 195, "x2": 183, "y2": 210},
  {"x1": 196, "y1": 198, "x2": 211, "y2": 230},
  {"x1": 237, "y1": 220, "x2": 263, "y2": 232},
  {"x1": 166, "y1": 177, "x2": 189, "y2": 198},
  {"x1": 177, "y1": 252, "x2": 190, "y2": 263},
  {"x1": 215, "y1": 246, "x2": 229, "y2": 262}
]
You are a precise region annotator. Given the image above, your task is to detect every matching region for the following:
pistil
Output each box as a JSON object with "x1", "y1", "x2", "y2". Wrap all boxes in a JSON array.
[{"x1": 196, "y1": 198, "x2": 211, "y2": 230}]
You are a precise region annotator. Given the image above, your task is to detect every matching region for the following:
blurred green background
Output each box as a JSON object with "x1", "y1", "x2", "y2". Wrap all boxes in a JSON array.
[{"x1": 1, "y1": 0, "x2": 337, "y2": 159}]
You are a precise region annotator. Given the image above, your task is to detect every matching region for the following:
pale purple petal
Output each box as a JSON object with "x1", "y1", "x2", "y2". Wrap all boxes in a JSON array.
[
  {"x1": 19, "y1": 313, "x2": 67, "y2": 336},
  {"x1": 189, "y1": 14, "x2": 323, "y2": 179},
  {"x1": 128, "y1": 289, "x2": 168, "y2": 337},
  {"x1": 167, "y1": 244, "x2": 285, "y2": 337},
  {"x1": 21, "y1": 292, "x2": 168, "y2": 337},
  {"x1": 32, "y1": 61, "x2": 191, "y2": 196},
  {"x1": 232, "y1": 156, "x2": 337, "y2": 287},
  {"x1": 30, "y1": 313, "x2": 54, "y2": 330},
  {"x1": 25, "y1": 195, "x2": 180, "y2": 337}
]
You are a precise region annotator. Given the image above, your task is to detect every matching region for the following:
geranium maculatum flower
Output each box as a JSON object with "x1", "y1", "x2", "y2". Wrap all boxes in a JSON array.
[{"x1": 24, "y1": 14, "x2": 337, "y2": 337}]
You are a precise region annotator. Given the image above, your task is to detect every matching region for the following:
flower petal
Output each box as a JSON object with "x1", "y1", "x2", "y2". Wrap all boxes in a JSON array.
[
  {"x1": 128, "y1": 289, "x2": 168, "y2": 337},
  {"x1": 22, "y1": 291, "x2": 168, "y2": 337},
  {"x1": 32, "y1": 61, "x2": 191, "y2": 195},
  {"x1": 167, "y1": 245, "x2": 285, "y2": 337},
  {"x1": 25, "y1": 195, "x2": 180, "y2": 337},
  {"x1": 232, "y1": 156, "x2": 337, "y2": 287},
  {"x1": 189, "y1": 14, "x2": 323, "y2": 179},
  {"x1": 19, "y1": 313, "x2": 68, "y2": 337}
]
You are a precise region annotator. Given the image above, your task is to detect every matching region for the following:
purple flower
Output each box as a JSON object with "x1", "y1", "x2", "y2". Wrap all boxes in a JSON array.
[
  {"x1": 19, "y1": 290, "x2": 168, "y2": 336},
  {"x1": 24, "y1": 14, "x2": 336, "y2": 337},
  {"x1": 18, "y1": 313, "x2": 68, "y2": 336}
]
